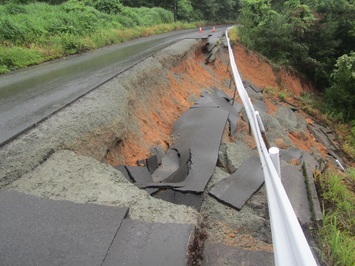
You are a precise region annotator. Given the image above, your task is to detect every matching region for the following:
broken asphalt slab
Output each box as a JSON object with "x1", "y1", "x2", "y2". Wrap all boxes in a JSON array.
[
  {"x1": 209, "y1": 156, "x2": 264, "y2": 211},
  {"x1": 135, "y1": 106, "x2": 228, "y2": 194},
  {"x1": 153, "y1": 189, "x2": 204, "y2": 210},
  {"x1": 115, "y1": 89, "x2": 246, "y2": 197},
  {"x1": 191, "y1": 90, "x2": 243, "y2": 135},
  {"x1": 102, "y1": 219, "x2": 194, "y2": 266},
  {"x1": 203, "y1": 242, "x2": 274, "y2": 266},
  {"x1": 279, "y1": 147, "x2": 303, "y2": 163},
  {"x1": 307, "y1": 122, "x2": 346, "y2": 168},
  {"x1": 300, "y1": 152, "x2": 323, "y2": 222},
  {"x1": 281, "y1": 164, "x2": 312, "y2": 225},
  {"x1": 164, "y1": 107, "x2": 229, "y2": 193},
  {"x1": 0, "y1": 190, "x2": 128, "y2": 266}
]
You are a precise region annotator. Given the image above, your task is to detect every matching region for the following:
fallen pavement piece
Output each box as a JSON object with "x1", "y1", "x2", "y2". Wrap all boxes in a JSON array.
[
  {"x1": 253, "y1": 99, "x2": 269, "y2": 113},
  {"x1": 146, "y1": 154, "x2": 159, "y2": 174},
  {"x1": 281, "y1": 164, "x2": 312, "y2": 225},
  {"x1": 209, "y1": 156, "x2": 264, "y2": 210},
  {"x1": 114, "y1": 165, "x2": 134, "y2": 183},
  {"x1": 102, "y1": 219, "x2": 194, "y2": 266},
  {"x1": 119, "y1": 165, "x2": 160, "y2": 194},
  {"x1": 167, "y1": 107, "x2": 229, "y2": 193},
  {"x1": 307, "y1": 122, "x2": 346, "y2": 168},
  {"x1": 203, "y1": 242, "x2": 274, "y2": 266},
  {"x1": 191, "y1": 91, "x2": 242, "y2": 135},
  {"x1": 0, "y1": 190, "x2": 128, "y2": 266},
  {"x1": 151, "y1": 148, "x2": 180, "y2": 182},
  {"x1": 243, "y1": 80, "x2": 263, "y2": 101},
  {"x1": 141, "y1": 107, "x2": 228, "y2": 194},
  {"x1": 243, "y1": 80, "x2": 262, "y2": 93},
  {"x1": 153, "y1": 189, "x2": 204, "y2": 210},
  {"x1": 279, "y1": 147, "x2": 303, "y2": 163},
  {"x1": 300, "y1": 152, "x2": 322, "y2": 222},
  {"x1": 124, "y1": 165, "x2": 154, "y2": 184}
]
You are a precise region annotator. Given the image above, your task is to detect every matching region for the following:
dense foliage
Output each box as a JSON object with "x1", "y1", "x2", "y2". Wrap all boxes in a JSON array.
[
  {"x1": 326, "y1": 53, "x2": 355, "y2": 121},
  {"x1": 315, "y1": 168, "x2": 355, "y2": 265},
  {"x1": 237, "y1": 0, "x2": 355, "y2": 121},
  {"x1": 120, "y1": 0, "x2": 241, "y2": 22}
]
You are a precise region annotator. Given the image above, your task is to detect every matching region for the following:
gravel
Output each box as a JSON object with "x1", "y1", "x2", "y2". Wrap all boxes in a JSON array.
[{"x1": 7, "y1": 150, "x2": 198, "y2": 224}]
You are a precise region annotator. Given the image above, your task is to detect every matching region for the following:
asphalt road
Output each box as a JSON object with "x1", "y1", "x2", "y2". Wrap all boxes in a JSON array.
[{"x1": 0, "y1": 26, "x2": 228, "y2": 147}]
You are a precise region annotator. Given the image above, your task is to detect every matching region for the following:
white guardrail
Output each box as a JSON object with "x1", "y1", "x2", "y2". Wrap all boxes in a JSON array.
[{"x1": 225, "y1": 27, "x2": 317, "y2": 266}]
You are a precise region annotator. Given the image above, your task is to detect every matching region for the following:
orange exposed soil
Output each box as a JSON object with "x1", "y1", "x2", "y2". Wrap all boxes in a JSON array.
[
  {"x1": 233, "y1": 44, "x2": 278, "y2": 90},
  {"x1": 233, "y1": 43, "x2": 316, "y2": 96},
  {"x1": 111, "y1": 49, "x2": 232, "y2": 165},
  {"x1": 112, "y1": 42, "x2": 325, "y2": 166}
]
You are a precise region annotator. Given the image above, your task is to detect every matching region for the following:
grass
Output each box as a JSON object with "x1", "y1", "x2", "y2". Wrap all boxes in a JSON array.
[
  {"x1": 228, "y1": 26, "x2": 239, "y2": 43},
  {"x1": 0, "y1": 2, "x2": 198, "y2": 73},
  {"x1": 315, "y1": 168, "x2": 355, "y2": 265}
]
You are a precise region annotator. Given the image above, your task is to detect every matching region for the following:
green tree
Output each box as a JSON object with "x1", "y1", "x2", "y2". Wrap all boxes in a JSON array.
[
  {"x1": 326, "y1": 52, "x2": 355, "y2": 121},
  {"x1": 298, "y1": 0, "x2": 354, "y2": 87},
  {"x1": 177, "y1": 0, "x2": 194, "y2": 21},
  {"x1": 238, "y1": 0, "x2": 316, "y2": 66},
  {"x1": 93, "y1": 0, "x2": 123, "y2": 14}
]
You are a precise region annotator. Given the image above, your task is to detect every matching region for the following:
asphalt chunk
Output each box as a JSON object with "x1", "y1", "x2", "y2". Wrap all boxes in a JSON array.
[
  {"x1": 171, "y1": 107, "x2": 229, "y2": 193},
  {"x1": 153, "y1": 189, "x2": 204, "y2": 210},
  {"x1": 151, "y1": 148, "x2": 180, "y2": 182},
  {"x1": 0, "y1": 190, "x2": 128, "y2": 266},
  {"x1": 102, "y1": 219, "x2": 194, "y2": 266},
  {"x1": 146, "y1": 154, "x2": 158, "y2": 174},
  {"x1": 281, "y1": 164, "x2": 312, "y2": 225},
  {"x1": 280, "y1": 147, "x2": 303, "y2": 163},
  {"x1": 209, "y1": 156, "x2": 264, "y2": 210},
  {"x1": 124, "y1": 165, "x2": 154, "y2": 184},
  {"x1": 203, "y1": 242, "x2": 274, "y2": 266}
]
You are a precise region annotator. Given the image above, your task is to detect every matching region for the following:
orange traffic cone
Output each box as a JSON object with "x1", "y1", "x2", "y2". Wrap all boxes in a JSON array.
[
  {"x1": 198, "y1": 27, "x2": 203, "y2": 33},
  {"x1": 212, "y1": 26, "x2": 216, "y2": 32}
]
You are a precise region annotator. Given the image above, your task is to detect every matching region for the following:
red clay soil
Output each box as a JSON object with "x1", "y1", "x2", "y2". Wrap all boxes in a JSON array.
[
  {"x1": 233, "y1": 43, "x2": 316, "y2": 96},
  {"x1": 111, "y1": 49, "x2": 231, "y2": 165},
  {"x1": 112, "y1": 42, "x2": 326, "y2": 166}
]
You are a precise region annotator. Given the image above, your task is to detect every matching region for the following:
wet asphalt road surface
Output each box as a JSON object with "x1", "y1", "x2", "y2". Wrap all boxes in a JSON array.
[{"x1": 0, "y1": 26, "x2": 228, "y2": 146}]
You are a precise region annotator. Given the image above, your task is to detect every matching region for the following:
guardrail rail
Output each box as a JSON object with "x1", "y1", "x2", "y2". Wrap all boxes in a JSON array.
[{"x1": 225, "y1": 27, "x2": 317, "y2": 266}]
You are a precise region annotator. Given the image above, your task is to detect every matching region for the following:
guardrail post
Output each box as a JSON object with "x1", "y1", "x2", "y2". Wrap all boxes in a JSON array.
[{"x1": 269, "y1": 147, "x2": 281, "y2": 178}]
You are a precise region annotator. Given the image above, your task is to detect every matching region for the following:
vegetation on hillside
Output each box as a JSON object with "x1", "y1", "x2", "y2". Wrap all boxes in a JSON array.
[
  {"x1": 315, "y1": 168, "x2": 355, "y2": 266},
  {"x1": 0, "y1": 0, "x2": 241, "y2": 73},
  {"x1": 237, "y1": 0, "x2": 355, "y2": 122},
  {"x1": 0, "y1": 0, "x2": 191, "y2": 73}
]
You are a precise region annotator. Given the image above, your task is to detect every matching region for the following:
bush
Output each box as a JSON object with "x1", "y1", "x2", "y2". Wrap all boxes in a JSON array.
[
  {"x1": 93, "y1": 0, "x2": 123, "y2": 14},
  {"x1": 3, "y1": 3, "x2": 27, "y2": 14},
  {"x1": 325, "y1": 52, "x2": 355, "y2": 121},
  {"x1": 0, "y1": 46, "x2": 44, "y2": 72},
  {"x1": 0, "y1": 17, "x2": 28, "y2": 44}
]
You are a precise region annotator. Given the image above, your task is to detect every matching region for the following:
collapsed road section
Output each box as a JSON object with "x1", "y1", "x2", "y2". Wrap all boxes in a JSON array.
[{"x1": 0, "y1": 35, "x2": 325, "y2": 265}]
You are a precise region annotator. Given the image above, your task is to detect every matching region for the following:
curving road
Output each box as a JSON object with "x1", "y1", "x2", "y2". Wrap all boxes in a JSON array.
[{"x1": 0, "y1": 26, "x2": 228, "y2": 146}]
